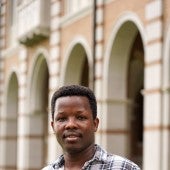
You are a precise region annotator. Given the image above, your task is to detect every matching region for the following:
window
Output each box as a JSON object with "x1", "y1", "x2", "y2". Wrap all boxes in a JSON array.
[
  {"x1": 65, "y1": 0, "x2": 91, "y2": 15},
  {"x1": 9, "y1": 0, "x2": 15, "y2": 26}
]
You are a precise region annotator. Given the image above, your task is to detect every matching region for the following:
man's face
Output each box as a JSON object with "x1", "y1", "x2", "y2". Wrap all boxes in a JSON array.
[{"x1": 51, "y1": 96, "x2": 99, "y2": 154}]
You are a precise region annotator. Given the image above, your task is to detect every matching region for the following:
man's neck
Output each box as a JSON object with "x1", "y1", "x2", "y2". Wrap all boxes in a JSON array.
[{"x1": 63, "y1": 144, "x2": 96, "y2": 170}]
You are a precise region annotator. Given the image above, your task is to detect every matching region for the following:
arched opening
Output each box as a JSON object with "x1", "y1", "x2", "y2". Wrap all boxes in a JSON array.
[
  {"x1": 28, "y1": 54, "x2": 49, "y2": 169},
  {"x1": 4, "y1": 72, "x2": 18, "y2": 169},
  {"x1": 127, "y1": 32, "x2": 144, "y2": 166},
  {"x1": 103, "y1": 21, "x2": 144, "y2": 167},
  {"x1": 64, "y1": 43, "x2": 89, "y2": 86}
]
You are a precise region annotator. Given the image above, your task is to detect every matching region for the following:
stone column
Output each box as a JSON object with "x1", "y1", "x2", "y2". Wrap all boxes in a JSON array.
[
  {"x1": 93, "y1": 0, "x2": 105, "y2": 146},
  {"x1": 0, "y1": 0, "x2": 7, "y2": 169},
  {"x1": 144, "y1": 1, "x2": 163, "y2": 169},
  {"x1": 47, "y1": 0, "x2": 62, "y2": 163},
  {"x1": 17, "y1": 48, "x2": 29, "y2": 170}
]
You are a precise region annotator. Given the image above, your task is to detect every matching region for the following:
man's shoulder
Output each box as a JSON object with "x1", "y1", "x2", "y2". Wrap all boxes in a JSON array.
[
  {"x1": 41, "y1": 155, "x2": 64, "y2": 170},
  {"x1": 94, "y1": 145, "x2": 141, "y2": 169},
  {"x1": 111, "y1": 154, "x2": 141, "y2": 169}
]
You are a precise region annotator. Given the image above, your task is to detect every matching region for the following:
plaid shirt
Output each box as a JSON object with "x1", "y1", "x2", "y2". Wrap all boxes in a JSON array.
[{"x1": 42, "y1": 144, "x2": 141, "y2": 170}]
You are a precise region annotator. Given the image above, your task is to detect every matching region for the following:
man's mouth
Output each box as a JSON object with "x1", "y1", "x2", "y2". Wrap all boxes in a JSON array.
[
  {"x1": 63, "y1": 133, "x2": 82, "y2": 142},
  {"x1": 66, "y1": 135, "x2": 78, "y2": 140}
]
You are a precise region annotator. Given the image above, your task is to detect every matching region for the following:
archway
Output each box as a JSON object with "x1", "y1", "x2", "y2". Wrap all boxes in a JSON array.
[
  {"x1": 103, "y1": 20, "x2": 144, "y2": 167},
  {"x1": 63, "y1": 43, "x2": 89, "y2": 86},
  {"x1": 2, "y1": 72, "x2": 18, "y2": 169},
  {"x1": 28, "y1": 54, "x2": 49, "y2": 169}
]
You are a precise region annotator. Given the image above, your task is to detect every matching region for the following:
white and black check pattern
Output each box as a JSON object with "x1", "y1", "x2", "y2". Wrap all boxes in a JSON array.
[{"x1": 42, "y1": 144, "x2": 141, "y2": 170}]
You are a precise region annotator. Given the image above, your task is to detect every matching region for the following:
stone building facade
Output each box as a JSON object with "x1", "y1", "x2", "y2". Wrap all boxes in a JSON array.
[{"x1": 0, "y1": 0, "x2": 170, "y2": 170}]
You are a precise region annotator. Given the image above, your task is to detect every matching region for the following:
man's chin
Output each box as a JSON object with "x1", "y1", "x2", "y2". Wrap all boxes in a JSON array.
[{"x1": 64, "y1": 146, "x2": 82, "y2": 154}]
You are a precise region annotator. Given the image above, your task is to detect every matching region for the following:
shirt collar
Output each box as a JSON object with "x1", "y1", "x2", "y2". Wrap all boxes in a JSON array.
[
  {"x1": 83, "y1": 144, "x2": 108, "y2": 165},
  {"x1": 52, "y1": 155, "x2": 64, "y2": 169},
  {"x1": 53, "y1": 144, "x2": 107, "y2": 169}
]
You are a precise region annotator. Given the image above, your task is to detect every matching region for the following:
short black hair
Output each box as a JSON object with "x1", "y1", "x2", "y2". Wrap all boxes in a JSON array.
[{"x1": 51, "y1": 85, "x2": 97, "y2": 120}]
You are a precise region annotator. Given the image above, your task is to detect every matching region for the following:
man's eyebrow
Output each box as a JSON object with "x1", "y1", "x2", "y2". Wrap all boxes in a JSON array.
[{"x1": 57, "y1": 111, "x2": 66, "y2": 114}]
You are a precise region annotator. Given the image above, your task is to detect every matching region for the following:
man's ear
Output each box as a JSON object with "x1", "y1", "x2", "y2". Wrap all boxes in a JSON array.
[
  {"x1": 94, "y1": 117, "x2": 99, "y2": 132},
  {"x1": 51, "y1": 121, "x2": 54, "y2": 130}
]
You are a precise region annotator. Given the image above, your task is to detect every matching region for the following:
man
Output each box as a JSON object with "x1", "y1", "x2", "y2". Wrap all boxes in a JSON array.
[{"x1": 42, "y1": 85, "x2": 141, "y2": 170}]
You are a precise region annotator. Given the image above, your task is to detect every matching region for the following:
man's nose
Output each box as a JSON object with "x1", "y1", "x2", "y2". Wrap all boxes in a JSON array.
[{"x1": 65, "y1": 118, "x2": 77, "y2": 129}]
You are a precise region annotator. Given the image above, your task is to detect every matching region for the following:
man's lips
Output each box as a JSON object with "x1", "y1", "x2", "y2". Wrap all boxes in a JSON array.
[
  {"x1": 63, "y1": 132, "x2": 82, "y2": 138},
  {"x1": 63, "y1": 132, "x2": 82, "y2": 142}
]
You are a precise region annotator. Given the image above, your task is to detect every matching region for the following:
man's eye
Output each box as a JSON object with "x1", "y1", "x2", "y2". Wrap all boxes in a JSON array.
[
  {"x1": 57, "y1": 117, "x2": 67, "y2": 122},
  {"x1": 77, "y1": 116, "x2": 86, "y2": 120}
]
